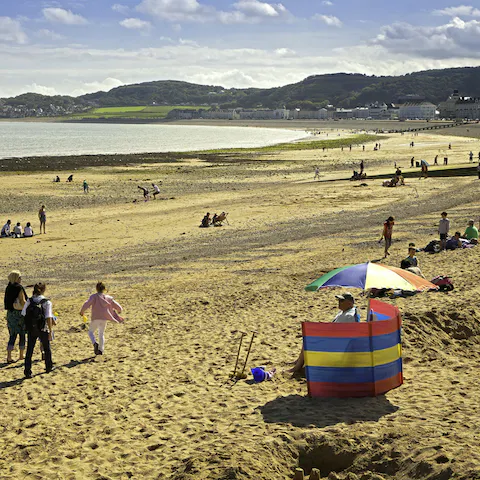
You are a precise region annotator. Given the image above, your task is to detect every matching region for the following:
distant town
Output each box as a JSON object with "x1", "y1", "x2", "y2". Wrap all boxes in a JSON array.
[
  {"x1": 0, "y1": 90, "x2": 479, "y2": 121},
  {"x1": 167, "y1": 91, "x2": 480, "y2": 122}
]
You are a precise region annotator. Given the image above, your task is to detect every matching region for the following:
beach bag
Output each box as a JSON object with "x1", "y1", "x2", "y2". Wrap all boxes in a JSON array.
[
  {"x1": 431, "y1": 276, "x2": 454, "y2": 292},
  {"x1": 24, "y1": 298, "x2": 48, "y2": 333}
]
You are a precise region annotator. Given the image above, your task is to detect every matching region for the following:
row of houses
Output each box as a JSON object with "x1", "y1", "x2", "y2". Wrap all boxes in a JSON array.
[{"x1": 168, "y1": 101, "x2": 438, "y2": 121}]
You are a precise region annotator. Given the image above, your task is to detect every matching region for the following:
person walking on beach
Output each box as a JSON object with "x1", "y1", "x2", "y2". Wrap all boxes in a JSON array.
[
  {"x1": 23, "y1": 282, "x2": 55, "y2": 378},
  {"x1": 152, "y1": 183, "x2": 161, "y2": 199},
  {"x1": 410, "y1": 157, "x2": 415, "y2": 168},
  {"x1": 4, "y1": 271, "x2": 27, "y2": 363},
  {"x1": 439, "y1": 212, "x2": 450, "y2": 251},
  {"x1": 137, "y1": 186, "x2": 149, "y2": 201},
  {"x1": 434, "y1": 155, "x2": 438, "y2": 165},
  {"x1": 469, "y1": 151, "x2": 474, "y2": 162},
  {"x1": 80, "y1": 282, "x2": 123, "y2": 356},
  {"x1": 314, "y1": 166, "x2": 320, "y2": 181},
  {"x1": 379, "y1": 216, "x2": 395, "y2": 257},
  {"x1": 83, "y1": 180, "x2": 89, "y2": 194},
  {"x1": 38, "y1": 205, "x2": 46, "y2": 234}
]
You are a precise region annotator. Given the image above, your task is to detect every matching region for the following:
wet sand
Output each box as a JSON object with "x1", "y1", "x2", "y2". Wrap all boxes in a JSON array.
[{"x1": 0, "y1": 125, "x2": 480, "y2": 479}]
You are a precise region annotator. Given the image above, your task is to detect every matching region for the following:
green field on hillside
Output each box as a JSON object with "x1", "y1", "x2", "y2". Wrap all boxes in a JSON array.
[{"x1": 67, "y1": 105, "x2": 199, "y2": 120}]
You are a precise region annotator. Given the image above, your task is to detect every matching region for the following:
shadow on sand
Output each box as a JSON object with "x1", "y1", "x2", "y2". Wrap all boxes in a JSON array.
[
  {"x1": 258, "y1": 393, "x2": 398, "y2": 428},
  {"x1": 0, "y1": 356, "x2": 95, "y2": 390}
]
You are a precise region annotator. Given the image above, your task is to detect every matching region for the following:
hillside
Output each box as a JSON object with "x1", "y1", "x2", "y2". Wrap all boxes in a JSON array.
[{"x1": 2, "y1": 66, "x2": 480, "y2": 116}]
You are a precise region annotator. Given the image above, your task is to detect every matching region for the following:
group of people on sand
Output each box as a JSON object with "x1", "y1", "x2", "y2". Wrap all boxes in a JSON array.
[
  {"x1": 1, "y1": 220, "x2": 34, "y2": 238},
  {"x1": 1, "y1": 206, "x2": 46, "y2": 238},
  {"x1": 54, "y1": 175, "x2": 90, "y2": 193},
  {"x1": 200, "y1": 212, "x2": 229, "y2": 227},
  {"x1": 137, "y1": 183, "x2": 161, "y2": 202},
  {"x1": 4, "y1": 271, "x2": 123, "y2": 378},
  {"x1": 380, "y1": 212, "x2": 478, "y2": 262}
]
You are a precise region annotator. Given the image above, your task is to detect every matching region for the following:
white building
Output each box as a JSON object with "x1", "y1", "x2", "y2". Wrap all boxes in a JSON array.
[
  {"x1": 290, "y1": 108, "x2": 328, "y2": 119},
  {"x1": 454, "y1": 98, "x2": 480, "y2": 120},
  {"x1": 238, "y1": 108, "x2": 289, "y2": 120},
  {"x1": 398, "y1": 102, "x2": 437, "y2": 120},
  {"x1": 368, "y1": 102, "x2": 388, "y2": 119}
]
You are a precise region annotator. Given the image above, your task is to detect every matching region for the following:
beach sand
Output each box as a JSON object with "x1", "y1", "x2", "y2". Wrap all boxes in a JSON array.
[{"x1": 1, "y1": 125, "x2": 480, "y2": 479}]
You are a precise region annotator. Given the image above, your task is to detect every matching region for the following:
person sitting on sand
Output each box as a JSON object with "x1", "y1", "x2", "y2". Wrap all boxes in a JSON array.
[
  {"x1": 400, "y1": 247, "x2": 425, "y2": 278},
  {"x1": 288, "y1": 293, "x2": 360, "y2": 374},
  {"x1": 200, "y1": 212, "x2": 211, "y2": 228},
  {"x1": 138, "y1": 186, "x2": 149, "y2": 201},
  {"x1": 401, "y1": 246, "x2": 418, "y2": 268},
  {"x1": 152, "y1": 183, "x2": 161, "y2": 199},
  {"x1": 463, "y1": 219, "x2": 478, "y2": 244},
  {"x1": 54, "y1": 176, "x2": 60, "y2": 183},
  {"x1": 23, "y1": 222, "x2": 33, "y2": 237},
  {"x1": 80, "y1": 282, "x2": 123, "y2": 356},
  {"x1": 13, "y1": 222, "x2": 22, "y2": 238},
  {"x1": 67, "y1": 174, "x2": 73, "y2": 182},
  {"x1": 1, "y1": 219, "x2": 12, "y2": 237},
  {"x1": 445, "y1": 232, "x2": 462, "y2": 250}
]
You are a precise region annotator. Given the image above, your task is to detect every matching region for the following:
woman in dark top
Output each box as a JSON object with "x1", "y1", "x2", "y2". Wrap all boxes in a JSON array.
[{"x1": 4, "y1": 270, "x2": 27, "y2": 363}]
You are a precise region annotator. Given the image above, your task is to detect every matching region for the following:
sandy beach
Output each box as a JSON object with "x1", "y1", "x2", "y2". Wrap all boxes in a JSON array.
[{"x1": 1, "y1": 123, "x2": 480, "y2": 480}]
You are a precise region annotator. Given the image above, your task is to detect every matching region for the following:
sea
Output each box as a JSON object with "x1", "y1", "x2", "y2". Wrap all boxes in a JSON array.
[{"x1": 0, "y1": 122, "x2": 309, "y2": 159}]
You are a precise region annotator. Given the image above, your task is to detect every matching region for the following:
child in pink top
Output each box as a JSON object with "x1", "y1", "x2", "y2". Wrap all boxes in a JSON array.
[{"x1": 80, "y1": 282, "x2": 123, "y2": 355}]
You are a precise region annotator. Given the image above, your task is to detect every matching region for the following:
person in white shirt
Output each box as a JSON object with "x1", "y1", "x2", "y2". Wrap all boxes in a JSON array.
[
  {"x1": 151, "y1": 183, "x2": 161, "y2": 199},
  {"x1": 23, "y1": 222, "x2": 34, "y2": 237},
  {"x1": 288, "y1": 293, "x2": 359, "y2": 374},
  {"x1": 13, "y1": 222, "x2": 22, "y2": 238}
]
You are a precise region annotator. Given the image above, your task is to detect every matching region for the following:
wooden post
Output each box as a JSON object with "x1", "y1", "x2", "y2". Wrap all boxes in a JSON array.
[
  {"x1": 293, "y1": 468, "x2": 304, "y2": 480},
  {"x1": 308, "y1": 469, "x2": 321, "y2": 480}
]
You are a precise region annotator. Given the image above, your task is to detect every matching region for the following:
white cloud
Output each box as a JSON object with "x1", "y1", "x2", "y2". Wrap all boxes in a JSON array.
[
  {"x1": 233, "y1": 1, "x2": 286, "y2": 18},
  {"x1": 35, "y1": 29, "x2": 64, "y2": 40},
  {"x1": 119, "y1": 18, "x2": 151, "y2": 29},
  {"x1": 313, "y1": 14, "x2": 342, "y2": 27},
  {"x1": 274, "y1": 47, "x2": 295, "y2": 56},
  {"x1": 112, "y1": 4, "x2": 130, "y2": 15},
  {"x1": 136, "y1": 0, "x2": 290, "y2": 24},
  {"x1": 23, "y1": 83, "x2": 59, "y2": 95},
  {"x1": 179, "y1": 38, "x2": 199, "y2": 46},
  {"x1": 321, "y1": 1, "x2": 334, "y2": 6},
  {"x1": 71, "y1": 77, "x2": 124, "y2": 96},
  {"x1": 373, "y1": 17, "x2": 480, "y2": 59},
  {"x1": 433, "y1": 5, "x2": 480, "y2": 17},
  {"x1": 42, "y1": 8, "x2": 88, "y2": 25},
  {"x1": 0, "y1": 17, "x2": 28, "y2": 44}
]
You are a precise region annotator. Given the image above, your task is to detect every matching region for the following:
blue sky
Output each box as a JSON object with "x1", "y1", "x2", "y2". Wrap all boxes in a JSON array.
[{"x1": 1, "y1": 0, "x2": 480, "y2": 97}]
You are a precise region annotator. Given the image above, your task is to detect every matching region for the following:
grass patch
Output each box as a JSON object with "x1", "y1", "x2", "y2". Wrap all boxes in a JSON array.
[
  {"x1": 67, "y1": 105, "x2": 201, "y2": 120},
  {"x1": 194, "y1": 134, "x2": 383, "y2": 154}
]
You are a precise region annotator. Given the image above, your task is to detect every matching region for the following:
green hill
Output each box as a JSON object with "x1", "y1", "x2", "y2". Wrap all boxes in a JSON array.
[{"x1": 2, "y1": 67, "x2": 480, "y2": 116}]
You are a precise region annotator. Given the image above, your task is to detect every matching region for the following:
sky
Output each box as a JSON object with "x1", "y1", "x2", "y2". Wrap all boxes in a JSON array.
[{"x1": 1, "y1": 0, "x2": 480, "y2": 98}]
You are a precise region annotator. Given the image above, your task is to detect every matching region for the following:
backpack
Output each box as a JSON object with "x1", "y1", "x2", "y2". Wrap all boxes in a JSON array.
[
  {"x1": 430, "y1": 276, "x2": 454, "y2": 292},
  {"x1": 24, "y1": 298, "x2": 48, "y2": 332}
]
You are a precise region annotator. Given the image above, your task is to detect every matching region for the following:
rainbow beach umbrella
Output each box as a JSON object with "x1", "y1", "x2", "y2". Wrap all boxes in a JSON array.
[{"x1": 305, "y1": 262, "x2": 438, "y2": 292}]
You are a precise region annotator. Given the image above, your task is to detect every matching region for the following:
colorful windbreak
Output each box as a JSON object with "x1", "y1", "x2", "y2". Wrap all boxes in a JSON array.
[{"x1": 303, "y1": 299, "x2": 403, "y2": 398}]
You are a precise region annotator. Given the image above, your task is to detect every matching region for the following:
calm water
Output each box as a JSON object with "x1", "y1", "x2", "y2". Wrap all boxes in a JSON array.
[{"x1": 0, "y1": 122, "x2": 309, "y2": 159}]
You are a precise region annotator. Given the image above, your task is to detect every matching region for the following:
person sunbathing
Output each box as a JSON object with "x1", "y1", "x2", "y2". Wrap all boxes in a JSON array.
[{"x1": 445, "y1": 232, "x2": 463, "y2": 250}]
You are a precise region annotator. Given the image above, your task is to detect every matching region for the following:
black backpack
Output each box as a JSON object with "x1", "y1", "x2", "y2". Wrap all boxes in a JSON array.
[{"x1": 24, "y1": 298, "x2": 48, "y2": 332}]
